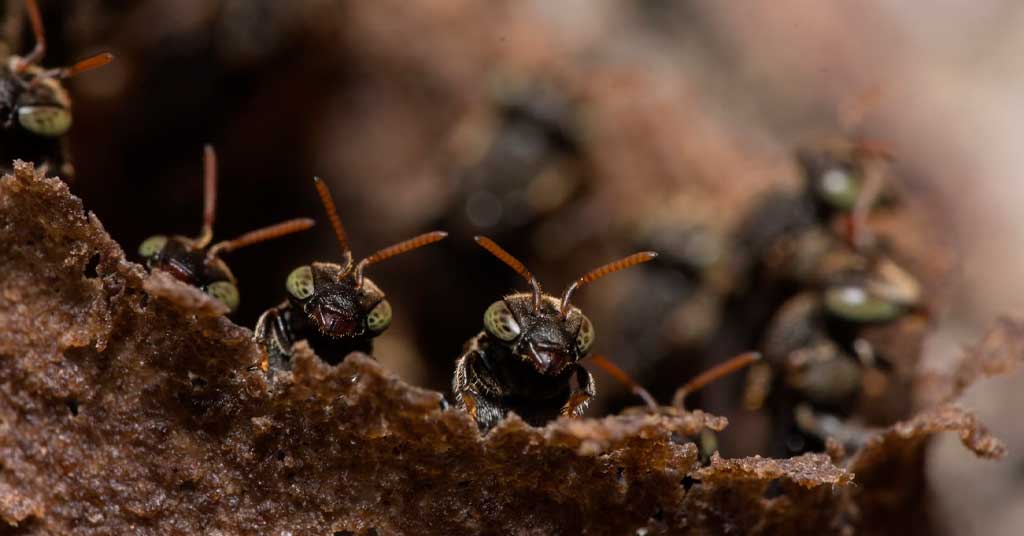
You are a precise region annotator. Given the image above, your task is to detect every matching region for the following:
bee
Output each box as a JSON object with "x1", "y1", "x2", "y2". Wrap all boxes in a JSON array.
[
  {"x1": 446, "y1": 78, "x2": 584, "y2": 236},
  {"x1": 138, "y1": 145, "x2": 315, "y2": 313},
  {"x1": 741, "y1": 139, "x2": 894, "y2": 288},
  {"x1": 732, "y1": 129, "x2": 928, "y2": 455},
  {"x1": 608, "y1": 199, "x2": 736, "y2": 409},
  {"x1": 254, "y1": 177, "x2": 447, "y2": 368},
  {"x1": 453, "y1": 236, "x2": 656, "y2": 431},
  {"x1": 1, "y1": 0, "x2": 113, "y2": 178},
  {"x1": 752, "y1": 232, "x2": 924, "y2": 454}
]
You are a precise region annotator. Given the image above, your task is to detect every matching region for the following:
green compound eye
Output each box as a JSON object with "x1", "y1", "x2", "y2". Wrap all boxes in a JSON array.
[
  {"x1": 483, "y1": 300, "x2": 520, "y2": 341},
  {"x1": 367, "y1": 299, "x2": 392, "y2": 332},
  {"x1": 286, "y1": 265, "x2": 314, "y2": 300},
  {"x1": 575, "y1": 314, "x2": 595, "y2": 354},
  {"x1": 205, "y1": 280, "x2": 239, "y2": 312},
  {"x1": 138, "y1": 235, "x2": 167, "y2": 258},
  {"x1": 824, "y1": 285, "x2": 902, "y2": 323},
  {"x1": 18, "y1": 105, "x2": 72, "y2": 137},
  {"x1": 815, "y1": 166, "x2": 861, "y2": 210}
]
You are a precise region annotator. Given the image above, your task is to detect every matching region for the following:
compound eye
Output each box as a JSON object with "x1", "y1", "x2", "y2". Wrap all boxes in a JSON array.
[
  {"x1": 367, "y1": 299, "x2": 392, "y2": 332},
  {"x1": 138, "y1": 235, "x2": 167, "y2": 258},
  {"x1": 824, "y1": 285, "x2": 902, "y2": 323},
  {"x1": 576, "y1": 314, "x2": 595, "y2": 354},
  {"x1": 205, "y1": 280, "x2": 239, "y2": 312},
  {"x1": 483, "y1": 300, "x2": 520, "y2": 341},
  {"x1": 815, "y1": 166, "x2": 860, "y2": 210},
  {"x1": 17, "y1": 105, "x2": 72, "y2": 137},
  {"x1": 286, "y1": 265, "x2": 314, "y2": 300}
]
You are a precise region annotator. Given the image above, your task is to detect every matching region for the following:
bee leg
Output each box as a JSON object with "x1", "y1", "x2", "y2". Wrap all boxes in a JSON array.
[
  {"x1": 453, "y1": 349, "x2": 506, "y2": 432},
  {"x1": 561, "y1": 365, "x2": 596, "y2": 417},
  {"x1": 456, "y1": 388, "x2": 504, "y2": 432},
  {"x1": 254, "y1": 304, "x2": 295, "y2": 371}
]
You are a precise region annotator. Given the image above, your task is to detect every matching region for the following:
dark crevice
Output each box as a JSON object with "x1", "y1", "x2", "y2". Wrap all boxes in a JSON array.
[
  {"x1": 66, "y1": 398, "x2": 79, "y2": 416},
  {"x1": 763, "y1": 479, "x2": 785, "y2": 499},
  {"x1": 83, "y1": 253, "x2": 101, "y2": 278}
]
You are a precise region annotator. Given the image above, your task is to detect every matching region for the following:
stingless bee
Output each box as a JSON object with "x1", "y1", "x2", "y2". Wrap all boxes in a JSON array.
[
  {"x1": 742, "y1": 148, "x2": 924, "y2": 453},
  {"x1": 453, "y1": 236, "x2": 656, "y2": 431},
  {"x1": 1, "y1": 0, "x2": 113, "y2": 178},
  {"x1": 758, "y1": 248, "x2": 923, "y2": 454},
  {"x1": 446, "y1": 78, "x2": 584, "y2": 236},
  {"x1": 254, "y1": 177, "x2": 447, "y2": 368},
  {"x1": 138, "y1": 145, "x2": 315, "y2": 313}
]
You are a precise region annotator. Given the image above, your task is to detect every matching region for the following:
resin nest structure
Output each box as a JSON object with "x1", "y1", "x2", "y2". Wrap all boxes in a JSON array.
[{"x1": 0, "y1": 163, "x2": 1014, "y2": 535}]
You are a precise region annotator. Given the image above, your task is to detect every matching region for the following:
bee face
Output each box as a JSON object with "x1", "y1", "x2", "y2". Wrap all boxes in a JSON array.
[
  {"x1": 797, "y1": 148, "x2": 863, "y2": 212},
  {"x1": 286, "y1": 262, "x2": 390, "y2": 340},
  {"x1": 6, "y1": 61, "x2": 73, "y2": 138},
  {"x1": 138, "y1": 235, "x2": 240, "y2": 312},
  {"x1": 823, "y1": 257, "x2": 921, "y2": 324},
  {"x1": 483, "y1": 293, "x2": 592, "y2": 376}
]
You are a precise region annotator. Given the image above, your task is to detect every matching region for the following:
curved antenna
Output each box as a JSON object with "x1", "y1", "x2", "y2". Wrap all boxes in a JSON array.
[
  {"x1": 206, "y1": 218, "x2": 315, "y2": 259},
  {"x1": 15, "y1": 0, "x2": 46, "y2": 72},
  {"x1": 560, "y1": 251, "x2": 657, "y2": 315},
  {"x1": 590, "y1": 355, "x2": 658, "y2": 412},
  {"x1": 355, "y1": 231, "x2": 448, "y2": 286},
  {"x1": 672, "y1": 352, "x2": 761, "y2": 410},
  {"x1": 474, "y1": 236, "x2": 542, "y2": 310},
  {"x1": 195, "y1": 145, "x2": 217, "y2": 248},
  {"x1": 312, "y1": 177, "x2": 352, "y2": 264}
]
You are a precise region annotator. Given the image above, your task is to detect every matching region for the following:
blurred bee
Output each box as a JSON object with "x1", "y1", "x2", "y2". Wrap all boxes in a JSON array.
[
  {"x1": 753, "y1": 247, "x2": 923, "y2": 454},
  {"x1": 608, "y1": 197, "x2": 736, "y2": 407},
  {"x1": 453, "y1": 236, "x2": 655, "y2": 431},
  {"x1": 138, "y1": 146, "x2": 315, "y2": 314},
  {"x1": 255, "y1": 178, "x2": 446, "y2": 368},
  {"x1": 0, "y1": 0, "x2": 112, "y2": 179},
  {"x1": 738, "y1": 139, "x2": 895, "y2": 289},
  {"x1": 444, "y1": 77, "x2": 586, "y2": 241},
  {"x1": 737, "y1": 139, "x2": 926, "y2": 454}
]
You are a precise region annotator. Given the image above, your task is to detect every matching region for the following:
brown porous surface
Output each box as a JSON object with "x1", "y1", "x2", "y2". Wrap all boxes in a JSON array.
[{"x1": 0, "y1": 163, "x2": 1010, "y2": 534}]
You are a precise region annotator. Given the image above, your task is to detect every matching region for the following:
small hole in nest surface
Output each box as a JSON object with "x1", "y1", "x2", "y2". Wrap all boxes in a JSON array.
[
  {"x1": 84, "y1": 253, "x2": 101, "y2": 278},
  {"x1": 763, "y1": 478, "x2": 785, "y2": 499},
  {"x1": 66, "y1": 398, "x2": 79, "y2": 416},
  {"x1": 276, "y1": 450, "x2": 286, "y2": 461},
  {"x1": 681, "y1": 476, "x2": 699, "y2": 491},
  {"x1": 334, "y1": 532, "x2": 354, "y2": 536}
]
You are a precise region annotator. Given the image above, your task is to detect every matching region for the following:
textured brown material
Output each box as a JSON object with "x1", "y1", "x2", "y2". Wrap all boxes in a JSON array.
[{"x1": 0, "y1": 163, "x2": 1010, "y2": 534}]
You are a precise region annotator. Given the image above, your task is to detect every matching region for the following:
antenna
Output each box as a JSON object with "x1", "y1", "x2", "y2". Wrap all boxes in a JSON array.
[
  {"x1": 354, "y1": 231, "x2": 447, "y2": 285},
  {"x1": 15, "y1": 0, "x2": 45, "y2": 72},
  {"x1": 560, "y1": 252, "x2": 657, "y2": 315},
  {"x1": 589, "y1": 355, "x2": 658, "y2": 411},
  {"x1": 195, "y1": 145, "x2": 217, "y2": 248},
  {"x1": 312, "y1": 177, "x2": 352, "y2": 264},
  {"x1": 672, "y1": 352, "x2": 761, "y2": 409},
  {"x1": 206, "y1": 218, "x2": 315, "y2": 259},
  {"x1": 474, "y1": 236, "x2": 542, "y2": 310},
  {"x1": 51, "y1": 52, "x2": 115, "y2": 80}
]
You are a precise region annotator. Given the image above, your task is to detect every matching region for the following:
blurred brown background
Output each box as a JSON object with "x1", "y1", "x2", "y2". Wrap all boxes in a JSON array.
[{"x1": 13, "y1": 1, "x2": 1024, "y2": 533}]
